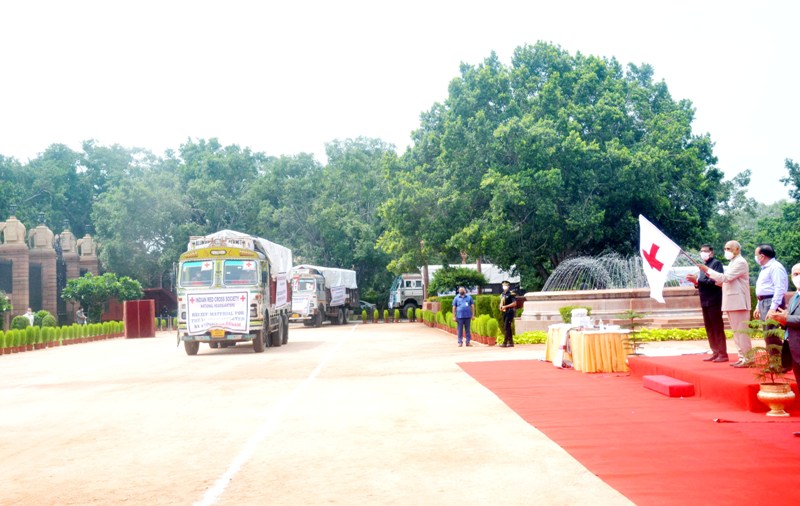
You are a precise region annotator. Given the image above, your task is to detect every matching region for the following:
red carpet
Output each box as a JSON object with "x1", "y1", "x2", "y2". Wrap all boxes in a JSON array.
[
  {"x1": 460, "y1": 359, "x2": 800, "y2": 506},
  {"x1": 628, "y1": 354, "x2": 799, "y2": 413}
]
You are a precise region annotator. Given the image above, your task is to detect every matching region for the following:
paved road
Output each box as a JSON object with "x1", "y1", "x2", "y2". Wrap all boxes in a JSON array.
[{"x1": 0, "y1": 322, "x2": 635, "y2": 505}]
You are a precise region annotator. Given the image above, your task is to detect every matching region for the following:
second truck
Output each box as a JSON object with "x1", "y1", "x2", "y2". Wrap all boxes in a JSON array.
[{"x1": 290, "y1": 265, "x2": 358, "y2": 326}]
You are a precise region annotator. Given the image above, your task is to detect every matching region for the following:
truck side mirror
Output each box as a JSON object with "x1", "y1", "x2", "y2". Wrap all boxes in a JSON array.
[{"x1": 262, "y1": 271, "x2": 268, "y2": 284}]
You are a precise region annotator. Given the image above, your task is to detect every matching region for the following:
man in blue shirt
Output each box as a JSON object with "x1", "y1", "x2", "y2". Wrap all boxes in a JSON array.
[
  {"x1": 452, "y1": 287, "x2": 475, "y2": 347},
  {"x1": 753, "y1": 244, "x2": 788, "y2": 354}
]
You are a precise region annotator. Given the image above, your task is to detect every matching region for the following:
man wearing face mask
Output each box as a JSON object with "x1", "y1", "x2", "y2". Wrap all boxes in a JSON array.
[
  {"x1": 699, "y1": 240, "x2": 752, "y2": 367},
  {"x1": 752, "y1": 244, "x2": 788, "y2": 354},
  {"x1": 499, "y1": 281, "x2": 517, "y2": 347},
  {"x1": 686, "y1": 244, "x2": 727, "y2": 362},
  {"x1": 767, "y1": 263, "x2": 800, "y2": 382},
  {"x1": 452, "y1": 287, "x2": 475, "y2": 347}
]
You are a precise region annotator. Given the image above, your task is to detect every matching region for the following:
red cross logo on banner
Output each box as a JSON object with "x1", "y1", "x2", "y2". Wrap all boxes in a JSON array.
[
  {"x1": 240, "y1": 295, "x2": 246, "y2": 302},
  {"x1": 189, "y1": 297, "x2": 195, "y2": 304},
  {"x1": 642, "y1": 244, "x2": 664, "y2": 271}
]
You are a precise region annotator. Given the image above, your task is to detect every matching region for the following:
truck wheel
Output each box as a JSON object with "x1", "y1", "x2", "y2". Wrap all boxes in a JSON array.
[
  {"x1": 314, "y1": 307, "x2": 323, "y2": 328},
  {"x1": 281, "y1": 315, "x2": 289, "y2": 344},
  {"x1": 184, "y1": 341, "x2": 199, "y2": 356},
  {"x1": 270, "y1": 319, "x2": 282, "y2": 348},
  {"x1": 337, "y1": 308, "x2": 346, "y2": 325},
  {"x1": 253, "y1": 330, "x2": 266, "y2": 353}
]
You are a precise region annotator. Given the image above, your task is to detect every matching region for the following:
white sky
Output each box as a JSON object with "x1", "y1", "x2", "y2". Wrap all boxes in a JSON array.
[{"x1": 1, "y1": 0, "x2": 797, "y2": 204}]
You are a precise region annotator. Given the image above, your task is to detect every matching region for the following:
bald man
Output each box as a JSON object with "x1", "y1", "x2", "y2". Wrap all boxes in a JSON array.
[{"x1": 699, "y1": 240, "x2": 752, "y2": 367}]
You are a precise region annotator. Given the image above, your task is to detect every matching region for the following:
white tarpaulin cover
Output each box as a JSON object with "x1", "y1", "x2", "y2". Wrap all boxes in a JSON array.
[
  {"x1": 191, "y1": 230, "x2": 293, "y2": 274},
  {"x1": 292, "y1": 264, "x2": 358, "y2": 289}
]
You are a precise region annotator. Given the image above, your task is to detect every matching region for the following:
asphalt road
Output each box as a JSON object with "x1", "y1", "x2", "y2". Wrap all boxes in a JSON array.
[{"x1": 0, "y1": 322, "x2": 635, "y2": 506}]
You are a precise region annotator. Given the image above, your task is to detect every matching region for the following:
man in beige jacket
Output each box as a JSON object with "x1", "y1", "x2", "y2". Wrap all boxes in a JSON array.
[{"x1": 699, "y1": 240, "x2": 752, "y2": 367}]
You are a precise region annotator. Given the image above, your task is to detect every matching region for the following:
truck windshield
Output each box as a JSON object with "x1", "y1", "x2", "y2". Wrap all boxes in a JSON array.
[
  {"x1": 180, "y1": 261, "x2": 214, "y2": 287},
  {"x1": 294, "y1": 278, "x2": 316, "y2": 292},
  {"x1": 223, "y1": 260, "x2": 259, "y2": 286}
]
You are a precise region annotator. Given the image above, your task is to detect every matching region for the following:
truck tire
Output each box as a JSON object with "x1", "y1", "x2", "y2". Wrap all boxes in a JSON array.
[
  {"x1": 270, "y1": 319, "x2": 282, "y2": 348},
  {"x1": 337, "y1": 308, "x2": 346, "y2": 325},
  {"x1": 184, "y1": 341, "x2": 199, "y2": 356},
  {"x1": 253, "y1": 330, "x2": 266, "y2": 353},
  {"x1": 282, "y1": 315, "x2": 289, "y2": 344},
  {"x1": 314, "y1": 307, "x2": 324, "y2": 328}
]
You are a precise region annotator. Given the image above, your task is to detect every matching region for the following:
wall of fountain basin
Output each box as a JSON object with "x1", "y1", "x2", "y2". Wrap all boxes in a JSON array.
[{"x1": 515, "y1": 286, "x2": 707, "y2": 333}]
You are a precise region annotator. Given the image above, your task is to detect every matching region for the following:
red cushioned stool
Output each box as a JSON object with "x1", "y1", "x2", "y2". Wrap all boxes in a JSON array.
[{"x1": 642, "y1": 375, "x2": 695, "y2": 398}]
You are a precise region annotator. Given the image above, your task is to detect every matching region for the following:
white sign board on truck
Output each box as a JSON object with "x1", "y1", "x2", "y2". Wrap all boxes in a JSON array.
[{"x1": 186, "y1": 291, "x2": 250, "y2": 334}]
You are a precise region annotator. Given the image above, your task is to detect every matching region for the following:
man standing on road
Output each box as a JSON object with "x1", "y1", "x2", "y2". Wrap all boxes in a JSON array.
[
  {"x1": 699, "y1": 240, "x2": 752, "y2": 367},
  {"x1": 686, "y1": 244, "x2": 727, "y2": 362},
  {"x1": 752, "y1": 244, "x2": 788, "y2": 354},
  {"x1": 452, "y1": 287, "x2": 475, "y2": 347},
  {"x1": 499, "y1": 281, "x2": 516, "y2": 348}
]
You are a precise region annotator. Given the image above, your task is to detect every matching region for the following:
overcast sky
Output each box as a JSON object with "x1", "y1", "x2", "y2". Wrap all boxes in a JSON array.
[{"x1": 1, "y1": 1, "x2": 797, "y2": 204}]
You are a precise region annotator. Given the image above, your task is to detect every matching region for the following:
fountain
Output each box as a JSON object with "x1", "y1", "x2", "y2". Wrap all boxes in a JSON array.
[{"x1": 517, "y1": 253, "x2": 706, "y2": 332}]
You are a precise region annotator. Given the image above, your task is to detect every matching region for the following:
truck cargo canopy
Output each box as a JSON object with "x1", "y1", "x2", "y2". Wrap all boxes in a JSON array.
[
  {"x1": 292, "y1": 264, "x2": 358, "y2": 289},
  {"x1": 188, "y1": 230, "x2": 293, "y2": 274}
]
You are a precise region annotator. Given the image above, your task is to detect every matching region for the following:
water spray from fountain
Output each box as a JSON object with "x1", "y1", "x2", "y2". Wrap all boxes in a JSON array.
[{"x1": 541, "y1": 252, "x2": 699, "y2": 291}]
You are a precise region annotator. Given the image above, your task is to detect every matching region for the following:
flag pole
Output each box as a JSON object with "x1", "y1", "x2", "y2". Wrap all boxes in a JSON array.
[{"x1": 680, "y1": 249, "x2": 700, "y2": 267}]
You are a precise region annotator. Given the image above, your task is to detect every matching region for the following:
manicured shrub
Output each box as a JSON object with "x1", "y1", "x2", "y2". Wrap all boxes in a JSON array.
[
  {"x1": 486, "y1": 318, "x2": 499, "y2": 338},
  {"x1": 407, "y1": 307, "x2": 416, "y2": 321},
  {"x1": 41, "y1": 314, "x2": 57, "y2": 327},
  {"x1": 383, "y1": 309, "x2": 389, "y2": 321},
  {"x1": 361, "y1": 310, "x2": 367, "y2": 322},
  {"x1": 11, "y1": 316, "x2": 29, "y2": 330},
  {"x1": 394, "y1": 309, "x2": 400, "y2": 321},
  {"x1": 373, "y1": 309, "x2": 379, "y2": 322}
]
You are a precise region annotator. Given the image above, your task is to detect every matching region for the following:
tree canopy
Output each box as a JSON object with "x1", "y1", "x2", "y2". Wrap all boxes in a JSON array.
[
  {"x1": 3, "y1": 41, "x2": 789, "y2": 299},
  {"x1": 379, "y1": 42, "x2": 726, "y2": 289},
  {"x1": 61, "y1": 273, "x2": 144, "y2": 323}
]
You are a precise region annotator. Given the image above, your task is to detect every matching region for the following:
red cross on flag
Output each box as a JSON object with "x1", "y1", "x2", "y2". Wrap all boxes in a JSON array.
[{"x1": 639, "y1": 215, "x2": 681, "y2": 303}]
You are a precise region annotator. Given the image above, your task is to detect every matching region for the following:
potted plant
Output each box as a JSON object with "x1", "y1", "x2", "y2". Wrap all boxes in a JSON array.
[
  {"x1": 393, "y1": 309, "x2": 400, "y2": 322},
  {"x1": 361, "y1": 309, "x2": 368, "y2": 323},
  {"x1": 372, "y1": 309, "x2": 379, "y2": 324},
  {"x1": 616, "y1": 310, "x2": 648, "y2": 355},
  {"x1": 745, "y1": 319, "x2": 796, "y2": 417}
]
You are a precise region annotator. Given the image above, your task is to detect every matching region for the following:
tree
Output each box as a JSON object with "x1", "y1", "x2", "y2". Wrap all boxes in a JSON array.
[
  {"x1": 61, "y1": 273, "x2": 143, "y2": 323},
  {"x1": 428, "y1": 266, "x2": 488, "y2": 295},
  {"x1": 379, "y1": 42, "x2": 725, "y2": 290}
]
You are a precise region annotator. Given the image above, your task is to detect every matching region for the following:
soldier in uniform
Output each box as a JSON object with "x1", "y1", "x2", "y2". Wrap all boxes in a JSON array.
[{"x1": 499, "y1": 280, "x2": 516, "y2": 347}]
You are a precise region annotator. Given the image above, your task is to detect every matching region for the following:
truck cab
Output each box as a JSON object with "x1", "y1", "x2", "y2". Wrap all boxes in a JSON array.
[{"x1": 388, "y1": 273, "x2": 424, "y2": 313}]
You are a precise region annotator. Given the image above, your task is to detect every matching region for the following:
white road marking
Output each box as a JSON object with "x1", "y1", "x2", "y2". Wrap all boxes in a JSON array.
[{"x1": 194, "y1": 324, "x2": 357, "y2": 506}]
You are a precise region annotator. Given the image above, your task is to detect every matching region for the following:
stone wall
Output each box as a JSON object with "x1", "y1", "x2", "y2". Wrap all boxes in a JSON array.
[{"x1": 516, "y1": 286, "x2": 713, "y2": 332}]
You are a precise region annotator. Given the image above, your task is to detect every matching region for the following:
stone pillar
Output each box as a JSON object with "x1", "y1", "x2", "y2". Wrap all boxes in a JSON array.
[
  {"x1": 77, "y1": 234, "x2": 99, "y2": 276},
  {"x1": 28, "y1": 223, "x2": 57, "y2": 315},
  {"x1": 60, "y1": 229, "x2": 80, "y2": 323},
  {"x1": 0, "y1": 215, "x2": 29, "y2": 314}
]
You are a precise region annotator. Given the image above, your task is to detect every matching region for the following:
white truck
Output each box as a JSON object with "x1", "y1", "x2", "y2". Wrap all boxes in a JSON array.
[
  {"x1": 388, "y1": 264, "x2": 521, "y2": 311},
  {"x1": 290, "y1": 265, "x2": 358, "y2": 326},
  {"x1": 387, "y1": 273, "x2": 424, "y2": 313},
  {"x1": 176, "y1": 230, "x2": 292, "y2": 355}
]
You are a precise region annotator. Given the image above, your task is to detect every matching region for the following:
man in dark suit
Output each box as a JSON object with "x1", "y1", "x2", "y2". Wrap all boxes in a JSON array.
[
  {"x1": 686, "y1": 244, "x2": 727, "y2": 362},
  {"x1": 767, "y1": 262, "x2": 800, "y2": 382}
]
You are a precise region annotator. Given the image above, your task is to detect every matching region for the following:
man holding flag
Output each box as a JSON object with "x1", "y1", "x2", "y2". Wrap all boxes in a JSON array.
[{"x1": 698, "y1": 241, "x2": 752, "y2": 367}]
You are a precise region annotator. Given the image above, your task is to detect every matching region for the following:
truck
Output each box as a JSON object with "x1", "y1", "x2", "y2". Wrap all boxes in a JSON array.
[
  {"x1": 175, "y1": 230, "x2": 293, "y2": 356},
  {"x1": 387, "y1": 273, "x2": 424, "y2": 314},
  {"x1": 388, "y1": 264, "x2": 521, "y2": 311},
  {"x1": 290, "y1": 264, "x2": 358, "y2": 326}
]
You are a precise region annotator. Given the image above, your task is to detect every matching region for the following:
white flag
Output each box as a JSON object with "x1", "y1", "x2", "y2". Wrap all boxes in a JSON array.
[{"x1": 639, "y1": 215, "x2": 681, "y2": 303}]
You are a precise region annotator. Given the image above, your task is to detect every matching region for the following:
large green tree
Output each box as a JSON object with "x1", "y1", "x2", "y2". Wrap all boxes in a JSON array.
[{"x1": 379, "y1": 42, "x2": 726, "y2": 289}]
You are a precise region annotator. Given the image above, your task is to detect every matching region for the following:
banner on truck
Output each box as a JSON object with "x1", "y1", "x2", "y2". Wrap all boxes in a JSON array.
[
  {"x1": 186, "y1": 291, "x2": 250, "y2": 334},
  {"x1": 330, "y1": 285, "x2": 346, "y2": 307},
  {"x1": 275, "y1": 272, "x2": 288, "y2": 307}
]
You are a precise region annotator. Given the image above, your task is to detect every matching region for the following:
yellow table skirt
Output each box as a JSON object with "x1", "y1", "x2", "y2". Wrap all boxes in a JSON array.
[
  {"x1": 569, "y1": 330, "x2": 630, "y2": 373},
  {"x1": 545, "y1": 324, "x2": 572, "y2": 362}
]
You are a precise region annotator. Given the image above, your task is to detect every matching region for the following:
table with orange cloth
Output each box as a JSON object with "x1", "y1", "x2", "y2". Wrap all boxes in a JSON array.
[
  {"x1": 545, "y1": 324, "x2": 572, "y2": 363},
  {"x1": 569, "y1": 329, "x2": 630, "y2": 373}
]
